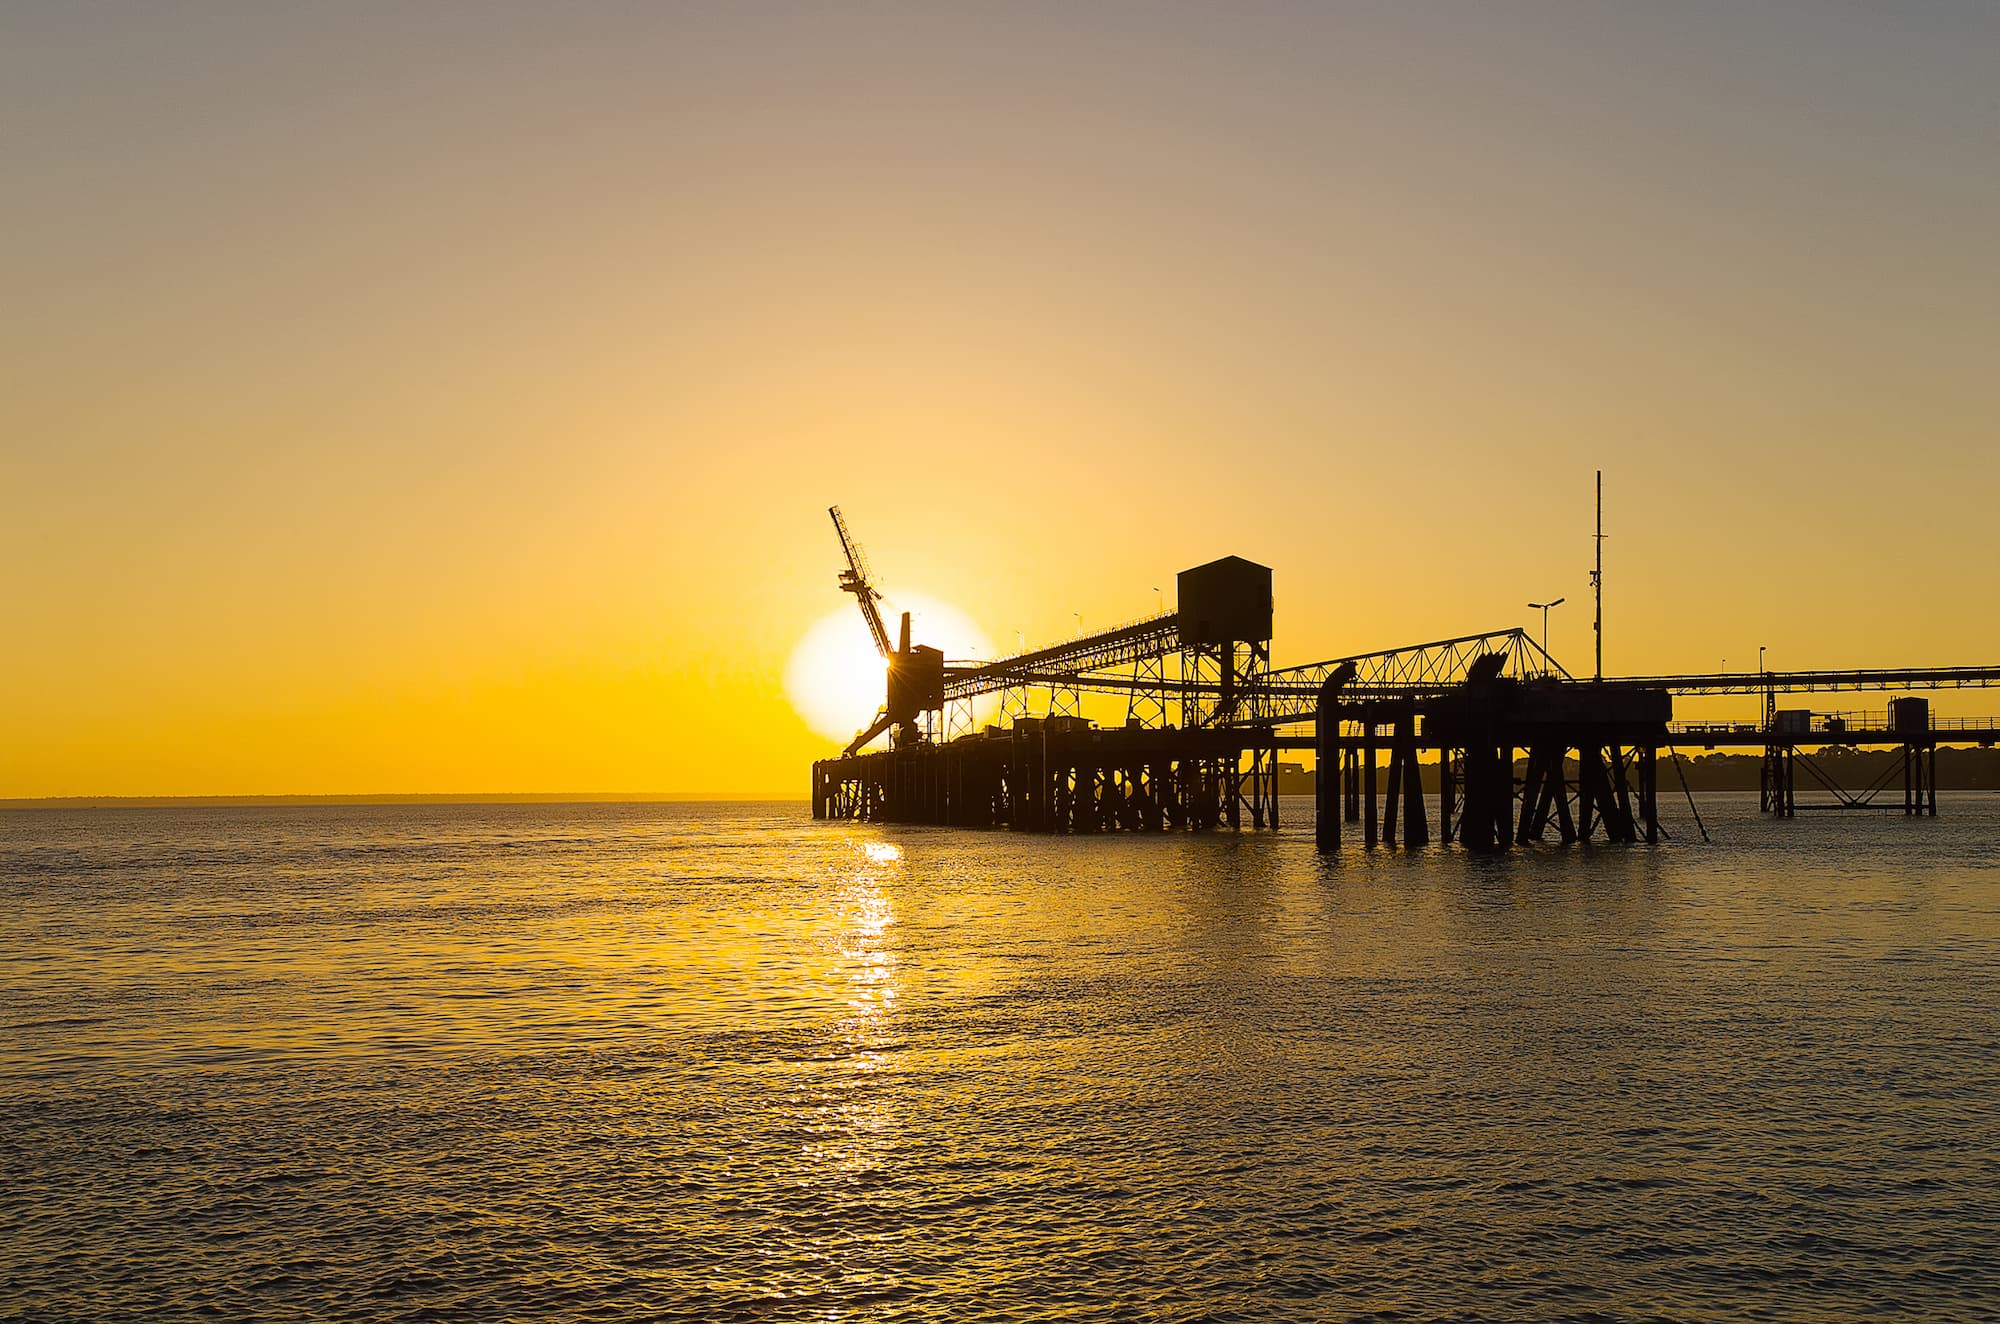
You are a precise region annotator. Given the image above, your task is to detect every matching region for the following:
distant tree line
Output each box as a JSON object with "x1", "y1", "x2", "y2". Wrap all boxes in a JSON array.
[
  {"x1": 1277, "y1": 745, "x2": 2000, "y2": 795},
  {"x1": 1663, "y1": 746, "x2": 2000, "y2": 791}
]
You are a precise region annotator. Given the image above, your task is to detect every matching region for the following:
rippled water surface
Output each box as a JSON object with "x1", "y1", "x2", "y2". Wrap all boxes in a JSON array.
[{"x1": 5, "y1": 797, "x2": 2000, "y2": 1321}]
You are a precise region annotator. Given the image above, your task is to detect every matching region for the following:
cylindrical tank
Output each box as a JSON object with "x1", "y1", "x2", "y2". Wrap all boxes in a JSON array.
[{"x1": 1890, "y1": 696, "x2": 1931, "y2": 734}]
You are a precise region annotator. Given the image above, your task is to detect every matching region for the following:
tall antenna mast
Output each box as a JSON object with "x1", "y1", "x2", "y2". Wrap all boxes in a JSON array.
[{"x1": 1592, "y1": 469, "x2": 1604, "y2": 681}]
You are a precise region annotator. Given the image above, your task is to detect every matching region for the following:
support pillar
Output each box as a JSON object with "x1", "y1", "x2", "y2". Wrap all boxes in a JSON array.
[
  {"x1": 1363, "y1": 707, "x2": 1379, "y2": 847},
  {"x1": 1458, "y1": 738, "x2": 1504, "y2": 853},
  {"x1": 1640, "y1": 745, "x2": 1658, "y2": 843},
  {"x1": 1438, "y1": 749, "x2": 1457, "y2": 844},
  {"x1": 1383, "y1": 727, "x2": 1402, "y2": 847},
  {"x1": 1905, "y1": 742, "x2": 1937, "y2": 818},
  {"x1": 1400, "y1": 708, "x2": 1428, "y2": 848},
  {"x1": 1315, "y1": 681, "x2": 1341, "y2": 852}
]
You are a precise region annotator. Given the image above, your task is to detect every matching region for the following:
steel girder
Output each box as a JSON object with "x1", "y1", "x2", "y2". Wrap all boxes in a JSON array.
[
  {"x1": 1271, "y1": 628, "x2": 1565, "y2": 692},
  {"x1": 941, "y1": 612, "x2": 1181, "y2": 703}
]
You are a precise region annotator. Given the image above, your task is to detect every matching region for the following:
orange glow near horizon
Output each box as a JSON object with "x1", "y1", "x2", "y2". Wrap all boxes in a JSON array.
[
  {"x1": 785, "y1": 600, "x2": 996, "y2": 748},
  {"x1": 4, "y1": 6, "x2": 1999, "y2": 797}
]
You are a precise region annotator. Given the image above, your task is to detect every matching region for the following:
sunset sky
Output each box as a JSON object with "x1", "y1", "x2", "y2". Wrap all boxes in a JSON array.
[{"x1": 5, "y1": 2, "x2": 1996, "y2": 797}]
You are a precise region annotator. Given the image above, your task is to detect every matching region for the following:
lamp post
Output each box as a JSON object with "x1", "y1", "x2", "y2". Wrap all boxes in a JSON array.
[
  {"x1": 1760, "y1": 644, "x2": 1772, "y2": 727},
  {"x1": 1527, "y1": 598, "x2": 1565, "y2": 674}
]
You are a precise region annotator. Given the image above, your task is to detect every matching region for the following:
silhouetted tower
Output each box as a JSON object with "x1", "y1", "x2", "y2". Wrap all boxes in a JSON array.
[
  {"x1": 1177, "y1": 556, "x2": 1273, "y2": 727},
  {"x1": 826, "y1": 506, "x2": 943, "y2": 755}
]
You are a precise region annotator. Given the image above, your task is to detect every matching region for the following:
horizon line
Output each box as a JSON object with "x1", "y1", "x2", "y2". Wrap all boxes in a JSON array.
[{"x1": 0, "y1": 792, "x2": 809, "y2": 809}]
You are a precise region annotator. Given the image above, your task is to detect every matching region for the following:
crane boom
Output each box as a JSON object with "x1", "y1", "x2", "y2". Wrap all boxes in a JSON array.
[{"x1": 829, "y1": 506, "x2": 892, "y2": 658}]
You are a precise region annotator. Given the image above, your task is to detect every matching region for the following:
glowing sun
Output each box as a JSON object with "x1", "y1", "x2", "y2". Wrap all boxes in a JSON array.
[{"x1": 785, "y1": 596, "x2": 996, "y2": 745}]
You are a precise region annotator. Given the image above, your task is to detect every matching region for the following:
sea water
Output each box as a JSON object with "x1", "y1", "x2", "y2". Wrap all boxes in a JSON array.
[{"x1": 4, "y1": 797, "x2": 1998, "y2": 1321}]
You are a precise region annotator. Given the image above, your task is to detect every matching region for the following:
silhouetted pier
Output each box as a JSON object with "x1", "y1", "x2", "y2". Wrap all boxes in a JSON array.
[{"x1": 810, "y1": 511, "x2": 2000, "y2": 851}]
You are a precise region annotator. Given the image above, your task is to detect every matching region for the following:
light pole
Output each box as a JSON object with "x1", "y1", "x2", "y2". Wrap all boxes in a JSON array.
[
  {"x1": 1527, "y1": 598, "x2": 1565, "y2": 674},
  {"x1": 1760, "y1": 644, "x2": 1772, "y2": 727}
]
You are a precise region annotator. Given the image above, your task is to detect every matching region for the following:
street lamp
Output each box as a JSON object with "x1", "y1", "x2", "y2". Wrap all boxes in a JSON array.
[
  {"x1": 1760, "y1": 644, "x2": 1772, "y2": 727},
  {"x1": 1527, "y1": 598, "x2": 1565, "y2": 674}
]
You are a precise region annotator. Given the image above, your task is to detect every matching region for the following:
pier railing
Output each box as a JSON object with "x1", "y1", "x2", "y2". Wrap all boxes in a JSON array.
[
  {"x1": 1669, "y1": 714, "x2": 2000, "y2": 740},
  {"x1": 1608, "y1": 666, "x2": 2000, "y2": 696}
]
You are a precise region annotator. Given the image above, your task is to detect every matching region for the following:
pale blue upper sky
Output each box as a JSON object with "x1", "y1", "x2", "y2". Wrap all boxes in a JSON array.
[{"x1": 4, "y1": 2, "x2": 1997, "y2": 791}]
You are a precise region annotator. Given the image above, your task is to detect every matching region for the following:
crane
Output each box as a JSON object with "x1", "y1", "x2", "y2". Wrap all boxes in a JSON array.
[
  {"x1": 825, "y1": 506, "x2": 944, "y2": 755},
  {"x1": 829, "y1": 506, "x2": 892, "y2": 659}
]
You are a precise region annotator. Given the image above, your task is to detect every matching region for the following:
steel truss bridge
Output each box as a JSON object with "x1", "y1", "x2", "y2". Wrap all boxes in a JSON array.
[
  {"x1": 939, "y1": 621, "x2": 1568, "y2": 734},
  {"x1": 938, "y1": 617, "x2": 2000, "y2": 736},
  {"x1": 942, "y1": 613, "x2": 1180, "y2": 704}
]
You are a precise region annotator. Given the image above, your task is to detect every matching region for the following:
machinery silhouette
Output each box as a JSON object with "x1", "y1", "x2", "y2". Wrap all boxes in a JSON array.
[
  {"x1": 828, "y1": 507, "x2": 942, "y2": 757},
  {"x1": 811, "y1": 507, "x2": 2000, "y2": 846}
]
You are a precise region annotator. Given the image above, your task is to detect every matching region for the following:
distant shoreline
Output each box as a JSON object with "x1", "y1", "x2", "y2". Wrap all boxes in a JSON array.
[
  {"x1": 0, "y1": 793, "x2": 808, "y2": 809},
  {"x1": 23, "y1": 745, "x2": 2000, "y2": 809}
]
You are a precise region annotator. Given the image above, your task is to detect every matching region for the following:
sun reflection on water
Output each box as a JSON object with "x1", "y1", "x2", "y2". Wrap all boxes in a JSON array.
[
  {"x1": 840, "y1": 844, "x2": 900, "y2": 1023},
  {"x1": 804, "y1": 835, "x2": 907, "y2": 1185}
]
